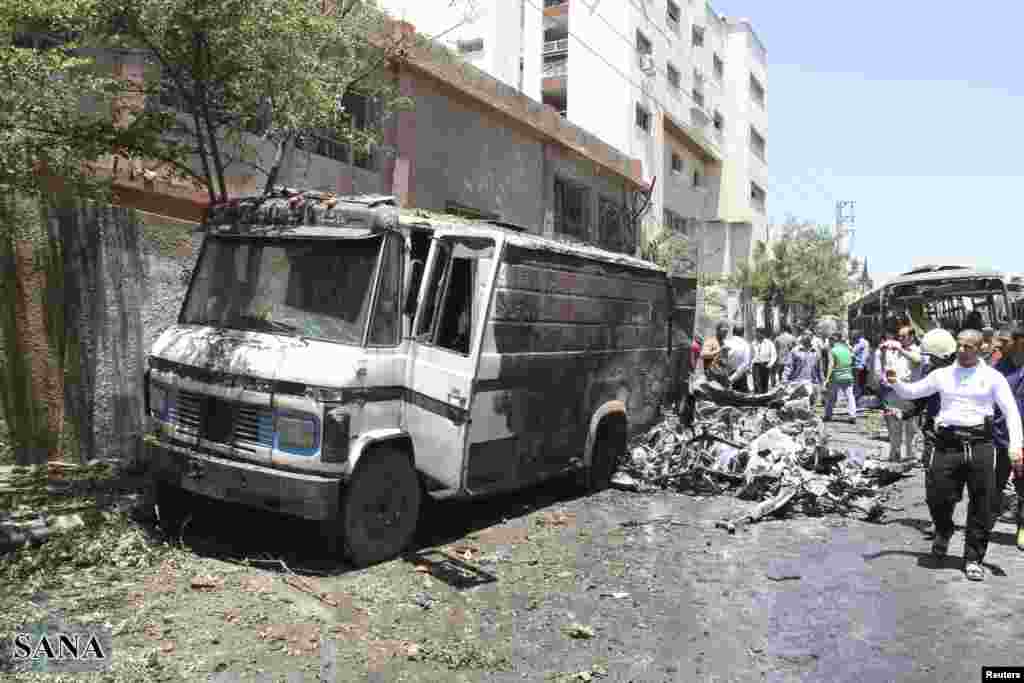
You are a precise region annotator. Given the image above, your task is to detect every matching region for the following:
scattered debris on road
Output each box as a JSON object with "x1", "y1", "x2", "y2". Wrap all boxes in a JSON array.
[
  {"x1": 563, "y1": 623, "x2": 596, "y2": 639},
  {"x1": 618, "y1": 380, "x2": 906, "y2": 527}
]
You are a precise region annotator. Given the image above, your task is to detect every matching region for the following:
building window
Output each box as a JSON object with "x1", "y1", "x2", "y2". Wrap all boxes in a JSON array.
[
  {"x1": 554, "y1": 176, "x2": 591, "y2": 239},
  {"x1": 750, "y1": 126, "x2": 766, "y2": 159},
  {"x1": 692, "y1": 25, "x2": 705, "y2": 48},
  {"x1": 750, "y1": 181, "x2": 766, "y2": 212},
  {"x1": 666, "y1": 63, "x2": 680, "y2": 90},
  {"x1": 666, "y1": 0, "x2": 681, "y2": 32},
  {"x1": 671, "y1": 153, "x2": 684, "y2": 174},
  {"x1": 635, "y1": 103, "x2": 652, "y2": 133},
  {"x1": 713, "y1": 110, "x2": 724, "y2": 132},
  {"x1": 599, "y1": 196, "x2": 630, "y2": 253},
  {"x1": 457, "y1": 38, "x2": 484, "y2": 54},
  {"x1": 292, "y1": 92, "x2": 378, "y2": 169},
  {"x1": 750, "y1": 74, "x2": 766, "y2": 107},
  {"x1": 636, "y1": 29, "x2": 652, "y2": 55},
  {"x1": 664, "y1": 208, "x2": 688, "y2": 235},
  {"x1": 713, "y1": 53, "x2": 724, "y2": 81}
]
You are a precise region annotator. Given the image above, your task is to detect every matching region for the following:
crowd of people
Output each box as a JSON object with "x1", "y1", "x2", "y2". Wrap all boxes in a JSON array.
[{"x1": 673, "y1": 318, "x2": 1024, "y2": 581}]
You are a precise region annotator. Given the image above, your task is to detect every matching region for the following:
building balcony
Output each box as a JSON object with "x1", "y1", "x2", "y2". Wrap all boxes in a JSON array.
[
  {"x1": 542, "y1": 59, "x2": 568, "y2": 78},
  {"x1": 543, "y1": 38, "x2": 569, "y2": 55}
]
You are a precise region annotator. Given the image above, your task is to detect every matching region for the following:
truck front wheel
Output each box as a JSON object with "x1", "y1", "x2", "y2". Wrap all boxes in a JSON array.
[
  {"x1": 340, "y1": 447, "x2": 422, "y2": 568},
  {"x1": 588, "y1": 417, "x2": 627, "y2": 492}
]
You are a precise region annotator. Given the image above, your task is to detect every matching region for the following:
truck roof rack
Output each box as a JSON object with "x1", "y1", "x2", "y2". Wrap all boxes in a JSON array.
[{"x1": 205, "y1": 188, "x2": 399, "y2": 232}]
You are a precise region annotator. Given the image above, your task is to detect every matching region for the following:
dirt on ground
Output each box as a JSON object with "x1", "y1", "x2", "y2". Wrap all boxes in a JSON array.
[{"x1": 1, "y1": 414, "x2": 1022, "y2": 682}]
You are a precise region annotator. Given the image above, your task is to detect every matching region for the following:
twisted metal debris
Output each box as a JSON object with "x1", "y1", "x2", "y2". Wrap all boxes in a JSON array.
[{"x1": 614, "y1": 381, "x2": 906, "y2": 529}]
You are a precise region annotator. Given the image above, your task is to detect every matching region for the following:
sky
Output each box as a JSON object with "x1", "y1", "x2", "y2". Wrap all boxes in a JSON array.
[{"x1": 711, "y1": 1, "x2": 1024, "y2": 286}]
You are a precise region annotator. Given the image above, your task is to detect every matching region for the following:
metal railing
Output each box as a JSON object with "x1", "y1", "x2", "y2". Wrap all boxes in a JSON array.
[
  {"x1": 542, "y1": 59, "x2": 568, "y2": 77},
  {"x1": 543, "y1": 38, "x2": 569, "y2": 54}
]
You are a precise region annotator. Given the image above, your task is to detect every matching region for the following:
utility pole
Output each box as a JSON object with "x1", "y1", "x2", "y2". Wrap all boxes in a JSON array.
[{"x1": 835, "y1": 200, "x2": 856, "y2": 253}]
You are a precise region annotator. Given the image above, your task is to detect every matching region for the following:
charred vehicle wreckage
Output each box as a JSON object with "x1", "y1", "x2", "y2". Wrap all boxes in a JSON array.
[
  {"x1": 143, "y1": 187, "x2": 696, "y2": 566},
  {"x1": 614, "y1": 378, "x2": 907, "y2": 531}
]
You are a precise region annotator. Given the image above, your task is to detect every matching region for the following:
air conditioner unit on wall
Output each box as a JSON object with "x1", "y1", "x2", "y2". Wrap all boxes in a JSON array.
[{"x1": 639, "y1": 55, "x2": 656, "y2": 75}]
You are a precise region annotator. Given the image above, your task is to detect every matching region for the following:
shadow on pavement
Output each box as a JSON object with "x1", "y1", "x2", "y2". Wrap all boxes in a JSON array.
[
  {"x1": 861, "y1": 548, "x2": 1006, "y2": 576},
  {"x1": 149, "y1": 473, "x2": 586, "y2": 578}
]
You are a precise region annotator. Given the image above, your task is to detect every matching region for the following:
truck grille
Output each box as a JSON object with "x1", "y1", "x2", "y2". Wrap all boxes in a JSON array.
[{"x1": 170, "y1": 391, "x2": 274, "y2": 450}]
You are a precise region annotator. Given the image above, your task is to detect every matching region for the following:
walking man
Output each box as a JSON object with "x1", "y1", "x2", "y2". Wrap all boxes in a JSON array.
[
  {"x1": 886, "y1": 329, "x2": 1023, "y2": 581},
  {"x1": 773, "y1": 326, "x2": 796, "y2": 386},
  {"x1": 824, "y1": 333, "x2": 857, "y2": 424},
  {"x1": 752, "y1": 328, "x2": 777, "y2": 393},
  {"x1": 878, "y1": 325, "x2": 924, "y2": 464},
  {"x1": 991, "y1": 326, "x2": 1024, "y2": 550},
  {"x1": 783, "y1": 332, "x2": 824, "y2": 407},
  {"x1": 851, "y1": 329, "x2": 871, "y2": 402}
]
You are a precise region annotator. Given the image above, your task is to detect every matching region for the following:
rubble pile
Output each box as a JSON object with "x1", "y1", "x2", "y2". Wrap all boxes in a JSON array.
[{"x1": 613, "y1": 381, "x2": 905, "y2": 528}]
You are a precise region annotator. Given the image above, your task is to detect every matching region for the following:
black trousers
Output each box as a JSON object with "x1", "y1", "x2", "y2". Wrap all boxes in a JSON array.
[
  {"x1": 753, "y1": 363, "x2": 771, "y2": 393},
  {"x1": 926, "y1": 438, "x2": 996, "y2": 563},
  {"x1": 994, "y1": 446, "x2": 1024, "y2": 527},
  {"x1": 731, "y1": 376, "x2": 749, "y2": 393}
]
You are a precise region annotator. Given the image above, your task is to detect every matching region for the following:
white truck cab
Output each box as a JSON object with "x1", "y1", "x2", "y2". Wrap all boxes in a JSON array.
[{"x1": 145, "y1": 188, "x2": 672, "y2": 566}]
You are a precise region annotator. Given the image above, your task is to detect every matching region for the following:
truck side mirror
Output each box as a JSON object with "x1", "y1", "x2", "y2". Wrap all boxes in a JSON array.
[{"x1": 404, "y1": 259, "x2": 424, "y2": 317}]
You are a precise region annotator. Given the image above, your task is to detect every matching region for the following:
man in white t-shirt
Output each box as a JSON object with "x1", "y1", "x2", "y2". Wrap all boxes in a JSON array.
[
  {"x1": 716, "y1": 322, "x2": 752, "y2": 393},
  {"x1": 888, "y1": 329, "x2": 1023, "y2": 581}
]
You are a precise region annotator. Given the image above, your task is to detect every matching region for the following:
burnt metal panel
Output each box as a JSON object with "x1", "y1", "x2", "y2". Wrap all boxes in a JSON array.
[
  {"x1": 466, "y1": 436, "x2": 520, "y2": 490},
  {"x1": 492, "y1": 290, "x2": 652, "y2": 325}
]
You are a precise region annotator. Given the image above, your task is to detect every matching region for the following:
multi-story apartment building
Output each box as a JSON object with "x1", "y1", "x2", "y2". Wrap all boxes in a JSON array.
[{"x1": 382, "y1": 0, "x2": 768, "y2": 275}]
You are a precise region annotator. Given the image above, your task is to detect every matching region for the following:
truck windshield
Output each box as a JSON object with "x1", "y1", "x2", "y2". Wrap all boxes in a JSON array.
[{"x1": 180, "y1": 235, "x2": 382, "y2": 345}]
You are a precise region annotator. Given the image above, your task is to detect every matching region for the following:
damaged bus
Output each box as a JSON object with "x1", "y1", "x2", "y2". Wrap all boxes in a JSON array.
[
  {"x1": 144, "y1": 189, "x2": 674, "y2": 566},
  {"x1": 847, "y1": 264, "x2": 1019, "y2": 340}
]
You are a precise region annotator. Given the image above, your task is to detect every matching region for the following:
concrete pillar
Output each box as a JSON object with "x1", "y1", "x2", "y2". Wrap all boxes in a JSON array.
[{"x1": 381, "y1": 68, "x2": 417, "y2": 207}]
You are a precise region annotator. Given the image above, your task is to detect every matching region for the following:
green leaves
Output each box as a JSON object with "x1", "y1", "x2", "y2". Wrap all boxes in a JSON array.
[
  {"x1": 1, "y1": 0, "x2": 417, "y2": 203},
  {"x1": 733, "y1": 218, "x2": 855, "y2": 324}
]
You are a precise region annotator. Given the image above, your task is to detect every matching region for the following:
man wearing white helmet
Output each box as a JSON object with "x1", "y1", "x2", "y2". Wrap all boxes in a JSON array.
[{"x1": 887, "y1": 329, "x2": 1023, "y2": 581}]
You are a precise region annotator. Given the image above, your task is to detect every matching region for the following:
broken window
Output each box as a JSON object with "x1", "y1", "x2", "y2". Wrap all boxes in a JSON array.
[
  {"x1": 181, "y1": 236, "x2": 380, "y2": 344},
  {"x1": 368, "y1": 235, "x2": 403, "y2": 346},
  {"x1": 415, "y1": 238, "x2": 494, "y2": 355}
]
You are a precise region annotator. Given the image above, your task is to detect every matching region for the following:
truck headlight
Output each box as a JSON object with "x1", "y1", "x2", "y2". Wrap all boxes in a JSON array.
[{"x1": 275, "y1": 412, "x2": 320, "y2": 455}]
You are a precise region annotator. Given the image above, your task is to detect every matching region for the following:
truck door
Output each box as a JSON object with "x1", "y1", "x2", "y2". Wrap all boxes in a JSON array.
[{"x1": 406, "y1": 235, "x2": 497, "y2": 491}]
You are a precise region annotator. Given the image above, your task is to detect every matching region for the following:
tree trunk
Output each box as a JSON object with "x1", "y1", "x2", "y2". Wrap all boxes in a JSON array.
[{"x1": 263, "y1": 131, "x2": 294, "y2": 195}]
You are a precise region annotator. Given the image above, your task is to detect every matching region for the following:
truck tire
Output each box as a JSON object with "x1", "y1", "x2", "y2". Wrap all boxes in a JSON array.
[
  {"x1": 154, "y1": 482, "x2": 189, "y2": 537},
  {"x1": 340, "y1": 447, "x2": 422, "y2": 568},
  {"x1": 588, "y1": 417, "x2": 626, "y2": 492}
]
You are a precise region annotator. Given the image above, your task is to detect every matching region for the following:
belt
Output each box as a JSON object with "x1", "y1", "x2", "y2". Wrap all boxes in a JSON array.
[{"x1": 934, "y1": 424, "x2": 992, "y2": 464}]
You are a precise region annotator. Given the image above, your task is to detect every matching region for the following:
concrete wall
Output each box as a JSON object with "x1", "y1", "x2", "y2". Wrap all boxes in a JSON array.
[
  {"x1": 406, "y1": 74, "x2": 547, "y2": 231},
  {"x1": 379, "y1": 0, "x2": 541, "y2": 102},
  {"x1": 567, "y1": 0, "x2": 631, "y2": 155}
]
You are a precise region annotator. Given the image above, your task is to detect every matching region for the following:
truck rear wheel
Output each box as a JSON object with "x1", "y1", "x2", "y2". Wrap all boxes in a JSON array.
[
  {"x1": 340, "y1": 447, "x2": 422, "y2": 568},
  {"x1": 588, "y1": 417, "x2": 626, "y2": 492}
]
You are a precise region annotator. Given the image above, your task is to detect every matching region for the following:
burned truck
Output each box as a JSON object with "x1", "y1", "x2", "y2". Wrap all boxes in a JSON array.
[{"x1": 144, "y1": 189, "x2": 683, "y2": 565}]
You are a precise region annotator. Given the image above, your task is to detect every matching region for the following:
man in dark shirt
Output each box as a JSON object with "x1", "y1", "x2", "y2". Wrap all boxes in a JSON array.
[
  {"x1": 992, "y1": 326, "x2": 1024, "y2": 550},
  {"x1": 773, "y1": 326, "x2": 796, "y2": 386}
]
